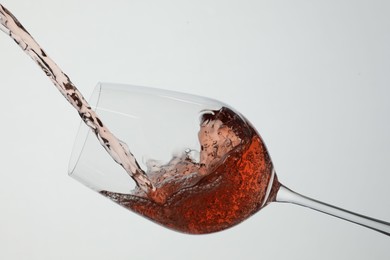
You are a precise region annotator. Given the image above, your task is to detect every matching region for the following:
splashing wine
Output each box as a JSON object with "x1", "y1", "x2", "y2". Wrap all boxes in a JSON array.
[{"x1": 100, "y1": 106, "x2": 279, "y2": 233}]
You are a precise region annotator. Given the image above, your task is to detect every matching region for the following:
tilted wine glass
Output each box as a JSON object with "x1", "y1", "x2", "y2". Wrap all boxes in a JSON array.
[
  {"x1": 1, "y1": 2, "x2": 389, "y2": 236},
  {"x1": 69, "y1": 83, "x2": 390, "y2": 235}
]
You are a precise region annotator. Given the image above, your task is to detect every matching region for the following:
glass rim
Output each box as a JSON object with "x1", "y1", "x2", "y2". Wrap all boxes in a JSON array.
[{"x1": 68, "y1": 83, "x2": 103, "y2": 176}]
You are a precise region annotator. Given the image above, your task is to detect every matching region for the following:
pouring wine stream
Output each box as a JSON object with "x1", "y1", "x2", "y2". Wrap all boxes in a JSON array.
[
  {"x1": 0, "y1": 4, "x2": 165, "y2": 201},
  {"x1": 1, "y1": 3, "x2": 389, "y2": 235}
]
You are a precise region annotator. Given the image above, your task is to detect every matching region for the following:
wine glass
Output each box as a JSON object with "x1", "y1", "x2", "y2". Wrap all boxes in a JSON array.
[{"x1": 69, "y1": 83, "x2": 390, "y2": 235}]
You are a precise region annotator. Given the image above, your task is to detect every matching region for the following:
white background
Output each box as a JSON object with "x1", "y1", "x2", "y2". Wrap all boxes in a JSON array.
[{"x1": 1, "y1": 0, "x2": 389, "y2": 259}]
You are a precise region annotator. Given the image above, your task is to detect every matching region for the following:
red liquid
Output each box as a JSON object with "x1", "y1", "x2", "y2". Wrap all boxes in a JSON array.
[{"x1": 101, "y1": 107, "x2": 280, "y2": 234}]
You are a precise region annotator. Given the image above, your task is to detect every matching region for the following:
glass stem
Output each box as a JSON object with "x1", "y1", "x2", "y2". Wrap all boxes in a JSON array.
[{"x1": 275, "y1": 184, "x2": 390, "y2": 236}]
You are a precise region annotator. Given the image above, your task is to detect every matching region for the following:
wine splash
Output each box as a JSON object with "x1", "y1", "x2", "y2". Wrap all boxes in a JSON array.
[
  {"x1": 101, "y1": 107, "x2": 278, "y2": 234},
  {"x1": 0, "y1": 4, "x2": 155, "y2": 195}
]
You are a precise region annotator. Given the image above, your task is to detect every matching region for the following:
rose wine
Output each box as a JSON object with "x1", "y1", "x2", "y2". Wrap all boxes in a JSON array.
[{"x1": 101, "y1": 107, "x2": 279, "y2": 234}]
